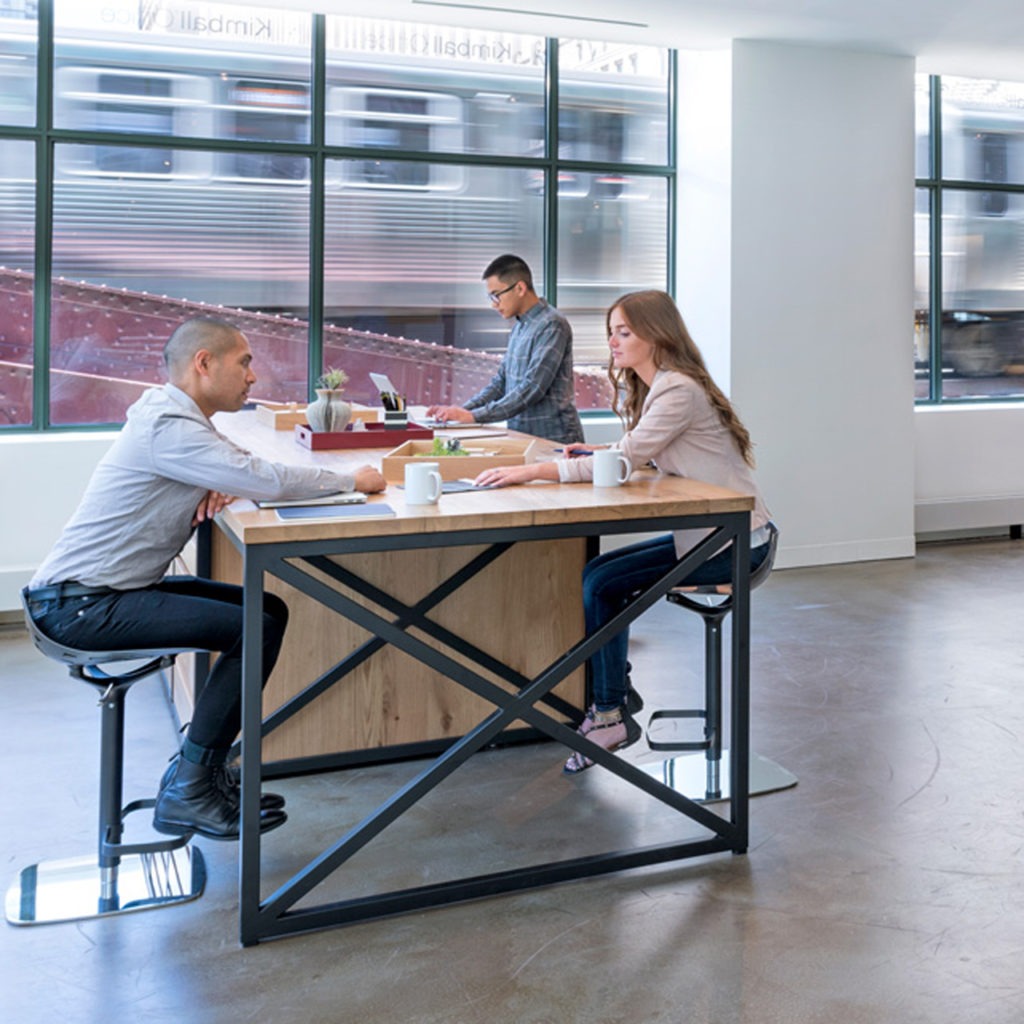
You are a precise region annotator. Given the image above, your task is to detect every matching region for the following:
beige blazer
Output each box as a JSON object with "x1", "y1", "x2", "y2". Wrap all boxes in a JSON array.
[{"x1": 558, "y1": 368, "x2": 771, "y2": 556}]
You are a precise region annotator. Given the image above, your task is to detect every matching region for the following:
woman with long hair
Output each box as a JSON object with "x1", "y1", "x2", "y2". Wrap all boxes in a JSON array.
[{"x1": 474, "y1": 290, "x2": 773, "y2": 774}]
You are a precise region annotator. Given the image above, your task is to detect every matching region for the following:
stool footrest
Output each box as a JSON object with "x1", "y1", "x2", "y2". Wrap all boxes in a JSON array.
[
  {"x1": 646, "y1": 708, "x2": 715, "y2": 752},
  {"x1": 73, "y1": 654, "x2": 176, "y2": 687},
  {"x1": 101, "y1": 798, "x2": 193, "y2": 861}
]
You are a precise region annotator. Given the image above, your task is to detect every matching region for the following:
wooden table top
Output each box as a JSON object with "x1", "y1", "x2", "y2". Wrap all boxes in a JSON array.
[{"x1": 213, "y1": 411, "x2": 755, "y2": 546}]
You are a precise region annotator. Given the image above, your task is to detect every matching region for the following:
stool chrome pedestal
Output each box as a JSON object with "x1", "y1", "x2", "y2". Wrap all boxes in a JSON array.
[
  {"x1": 651, "y1": 522, "x2": 797, "y2": 803},
  {"x1": 7, "y1": 594, "x2": 205, "y2": 926}
]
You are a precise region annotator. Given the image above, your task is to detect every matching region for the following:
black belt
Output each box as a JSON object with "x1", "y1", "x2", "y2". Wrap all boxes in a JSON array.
[{"x1": 24, "y1": 582, "x2": 116, "y2": 603}]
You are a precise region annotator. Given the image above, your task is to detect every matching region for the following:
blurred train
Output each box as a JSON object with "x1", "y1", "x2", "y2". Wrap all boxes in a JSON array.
[
  {"x1": 916, "y1": 79, "x2": 1024, "y2": 379},
  {"x1": 0, "y1": 11, "x2": 669, "y2": 364}
]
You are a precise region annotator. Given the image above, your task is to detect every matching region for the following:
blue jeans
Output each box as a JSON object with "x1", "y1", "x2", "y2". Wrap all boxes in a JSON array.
[
  {"x1": 583, "y1": 534, "x2": 770, "y2": 712},
  {"x1": 29, "y1": 576, "x2": 288, "y2": 752}
]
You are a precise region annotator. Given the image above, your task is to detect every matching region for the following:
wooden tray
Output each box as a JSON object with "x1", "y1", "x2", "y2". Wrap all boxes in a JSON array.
[
  {"x1": 295, "y1": 421, "x2": 434, "y2": 450},
  {"x1": 381, "y1": 437, "x2": 537, "y2": 482}
]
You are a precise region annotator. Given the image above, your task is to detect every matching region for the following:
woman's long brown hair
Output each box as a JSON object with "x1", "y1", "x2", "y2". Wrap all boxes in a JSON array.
[{"x1": 607, "y1": 290, "x2": 755, "y2": 466}]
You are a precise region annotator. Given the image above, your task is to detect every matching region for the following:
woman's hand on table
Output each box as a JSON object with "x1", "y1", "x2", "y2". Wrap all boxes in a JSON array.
[
  {"x1": 193, "y1": 490, "x2": 236, "y2": 525},
  {"x1": 473, "y1": 462, "x2": 559, "y2": 488},
  {"x1": 354, "y1": 465, "x2": 387, "y2": 493}
]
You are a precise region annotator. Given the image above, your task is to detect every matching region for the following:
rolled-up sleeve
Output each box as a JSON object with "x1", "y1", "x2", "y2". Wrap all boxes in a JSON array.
[{"x1": 150, "y1": 414, "x2": 355, "y2": 500}]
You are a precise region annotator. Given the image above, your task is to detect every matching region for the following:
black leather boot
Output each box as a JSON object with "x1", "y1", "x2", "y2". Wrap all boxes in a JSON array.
[
  {"x1": 159, "y1": 755, "x2": 286, "y2": 811},
  {"x1": 153, "y1": 756, "x2": 287, "y2": 841},
  {"x1": 220, "y1": 762, "x2": 286, "y2": 811}
]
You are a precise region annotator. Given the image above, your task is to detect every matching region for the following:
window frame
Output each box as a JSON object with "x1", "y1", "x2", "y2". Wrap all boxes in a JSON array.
[{"x1": 916, "y1": 72, "x2": 1024, "y2": 404}]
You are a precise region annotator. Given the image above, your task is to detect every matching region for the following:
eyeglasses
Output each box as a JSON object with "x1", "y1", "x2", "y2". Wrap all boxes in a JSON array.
[{"x1": 487, "y1": 282, "x2": 518, "y2": 304}]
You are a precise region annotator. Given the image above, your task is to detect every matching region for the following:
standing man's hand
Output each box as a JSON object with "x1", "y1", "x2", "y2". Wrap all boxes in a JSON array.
[{"x1": 425, "y1": 405, "x2": 476, "y2": 424}]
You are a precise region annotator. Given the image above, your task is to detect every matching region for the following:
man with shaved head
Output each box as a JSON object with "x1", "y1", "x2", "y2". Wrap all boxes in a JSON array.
[{"x1": 25, "y1": 317, "x2": 386, "y2": 841}]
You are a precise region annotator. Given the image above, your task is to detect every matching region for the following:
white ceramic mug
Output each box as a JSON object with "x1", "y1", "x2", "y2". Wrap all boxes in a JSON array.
[
  {"x1": 404, "y1": 461, "x2": 443, "y2": 505},
  {"x1": 592, "y1": 448, "x2": 632, "y2": 487}
]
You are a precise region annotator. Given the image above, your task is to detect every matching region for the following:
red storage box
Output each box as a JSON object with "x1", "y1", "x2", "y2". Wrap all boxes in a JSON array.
[{"x1": 294, "y1": 421, "x2": 434, "y2": 450}]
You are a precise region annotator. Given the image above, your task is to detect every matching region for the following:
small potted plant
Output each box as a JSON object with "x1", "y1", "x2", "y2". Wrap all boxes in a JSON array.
[{"x1": 306, "y1": 367, "x2": 352, "y2": 433}]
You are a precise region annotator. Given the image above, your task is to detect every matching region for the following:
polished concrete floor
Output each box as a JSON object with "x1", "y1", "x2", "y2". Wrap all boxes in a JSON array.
[{"x1": 2, "y1": 538, "x2": 1023, "y2": 1024}]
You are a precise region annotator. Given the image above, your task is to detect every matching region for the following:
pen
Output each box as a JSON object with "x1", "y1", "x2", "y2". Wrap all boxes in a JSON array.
[{"x1": 553, "y1": 448, "x2": 595, "y2": 456}]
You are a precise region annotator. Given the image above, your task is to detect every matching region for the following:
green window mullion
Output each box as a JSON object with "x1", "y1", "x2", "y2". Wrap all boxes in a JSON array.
[
  {"x1": 666, "y1": 49, "x2": 678, "y2": 298},
  {"x1": 33, "y1": 0, "x2": 54, "y2": 429},
  {"x1": 545, "y1": 37, "x2": 559, "y2": 308},
  {"x1": 308, "y1": 13, "x2": 327, "y2": 398}
]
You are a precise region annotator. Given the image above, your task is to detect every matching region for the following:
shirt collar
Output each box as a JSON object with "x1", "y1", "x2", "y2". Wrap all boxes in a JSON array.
[
  {"x1": 516, "y1": 298, "x2": 548, "y2": 323},
  {"x1": 164, "y1": 382, "x2": 211, "y2": 423}
]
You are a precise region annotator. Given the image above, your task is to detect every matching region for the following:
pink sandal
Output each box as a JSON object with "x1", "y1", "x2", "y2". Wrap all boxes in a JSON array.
[{"x1": 563, "y1": 705, "x2": 641, "y2": 775}]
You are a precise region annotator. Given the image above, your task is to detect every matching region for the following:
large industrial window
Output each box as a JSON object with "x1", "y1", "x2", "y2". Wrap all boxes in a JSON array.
[
  {"x1": 916, "y1": 74, "x2": 1024, "y2": 401},
  {"x1": 0, "y1": 1, "x2": 674, "y2": 429}
]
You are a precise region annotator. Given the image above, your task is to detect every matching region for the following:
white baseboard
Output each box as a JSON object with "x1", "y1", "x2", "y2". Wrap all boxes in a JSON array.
[
  {"x1": 915, "y1": 496, "x2": 1024, "y2": 535},
  {"x1": 774, "y1": 534, "x2": 916, "y2": 569}
]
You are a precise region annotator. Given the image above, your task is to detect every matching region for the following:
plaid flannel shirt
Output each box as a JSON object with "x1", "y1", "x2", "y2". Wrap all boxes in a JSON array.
[{"x1": 464, "y1": 300, "x2": 584, "y2": 444}]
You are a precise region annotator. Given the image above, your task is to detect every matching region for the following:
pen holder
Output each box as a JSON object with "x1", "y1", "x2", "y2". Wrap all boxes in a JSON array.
[{"x1": 384, "y1": 409, "x2": 408, "y2": 429}]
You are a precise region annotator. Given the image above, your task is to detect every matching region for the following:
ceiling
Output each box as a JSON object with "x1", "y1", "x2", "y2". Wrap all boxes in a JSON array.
[{"x1": 226, "y1": 0, "x2": 1024, "y2": 81}]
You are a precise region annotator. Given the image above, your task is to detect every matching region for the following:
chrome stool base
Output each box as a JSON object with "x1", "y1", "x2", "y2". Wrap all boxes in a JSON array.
[
  {"x1": 6, "y1": 845, "x2": 205, "y2": 926},
  {"x1": 640, "y1": 750, "x2": 798, "y2": 804}
]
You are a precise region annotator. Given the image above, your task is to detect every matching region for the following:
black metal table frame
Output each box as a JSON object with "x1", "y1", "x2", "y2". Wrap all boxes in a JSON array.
[{"x1": 230, "y1": 507, "x2": 752, "y2": 945}]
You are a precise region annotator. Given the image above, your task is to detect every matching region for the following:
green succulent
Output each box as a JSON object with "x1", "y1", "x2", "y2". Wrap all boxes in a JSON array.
[{"x1": 316, "y1": 367, "x2": 349, "y2": 390}]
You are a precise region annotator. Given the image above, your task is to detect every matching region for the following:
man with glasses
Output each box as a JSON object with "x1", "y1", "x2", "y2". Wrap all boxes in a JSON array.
[{"x1": 426, "y1": 254, "x2": 584, "y2": 444}]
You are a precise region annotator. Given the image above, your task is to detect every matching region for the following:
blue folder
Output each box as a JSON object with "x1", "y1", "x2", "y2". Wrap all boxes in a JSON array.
[{"x1": 276, "y1": 503, "x2": 396, "y2": 520}]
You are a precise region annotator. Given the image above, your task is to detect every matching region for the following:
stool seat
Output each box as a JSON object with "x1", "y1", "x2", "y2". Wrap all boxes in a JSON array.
[
  {"x1": 6, "y1": 592, "x2": 206, "y2": 926},
  {"x1": 651, "y1": 523, "x2": 797, "y2": 802}
]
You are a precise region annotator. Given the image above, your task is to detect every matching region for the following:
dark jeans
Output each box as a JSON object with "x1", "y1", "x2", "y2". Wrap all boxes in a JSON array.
[
  {"x1": 29, "y1": 576, "x2": 288, "y2": 752},
  {"x1": 583, "y1": 534, "x2": 770, "y2": 712}
]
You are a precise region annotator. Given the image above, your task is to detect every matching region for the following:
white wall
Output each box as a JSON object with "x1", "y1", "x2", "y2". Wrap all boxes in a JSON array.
[
  {"x1": 729, "y1": 41, "x2": 917, "y2": 567},
  {"x1": 676, "y1": 51, "x2": 734, "y2": 390},
  {"x1": 0, "y1": 434, "x2": 115, "y2": 611}
]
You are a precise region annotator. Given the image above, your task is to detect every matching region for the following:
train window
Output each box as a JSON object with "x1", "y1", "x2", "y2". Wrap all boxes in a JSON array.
[
  {"x1": 974, "y1": 134, "x2": 1009, "y2": 215},
  {"x1": 328, "y1": 88, "x2": 462, "y2": 190},
  {"x1": 329, "y1": 87, "x2": 462, "y2": 151},
  {"x1": 223, "y1": 79, "x2": 309, "y2": 181},
  {"x1": 54, "y1": 67, "x2": 211, "y2": 176}
]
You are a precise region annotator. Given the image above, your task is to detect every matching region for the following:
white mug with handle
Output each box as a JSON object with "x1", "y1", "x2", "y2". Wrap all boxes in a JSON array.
[
  {"x1": 404, "y1": 461, "x2": 443, "y2": 505},
  {"x1": 592, "y1": 448, "x2": 632, "y2": 487}
]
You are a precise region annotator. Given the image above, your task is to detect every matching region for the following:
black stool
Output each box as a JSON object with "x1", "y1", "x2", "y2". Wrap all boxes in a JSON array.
[
  {"x1": 5, "y1": 594, "x2": 205, "y2": 926},
  {"x1": 645, "y1": 522, "x2": 797, "y2": 802}
]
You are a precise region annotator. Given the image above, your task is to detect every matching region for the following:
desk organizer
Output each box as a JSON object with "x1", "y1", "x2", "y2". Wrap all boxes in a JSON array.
[
  {"x1": 258, "y1": 402, "x2": 380, "y2": 431},
  {"x1": 295, "y1": 421, "x2": 433, "y2": 450},
  {"x1": 381, "y1": 437, "x2": 537, "y2": 482}
]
